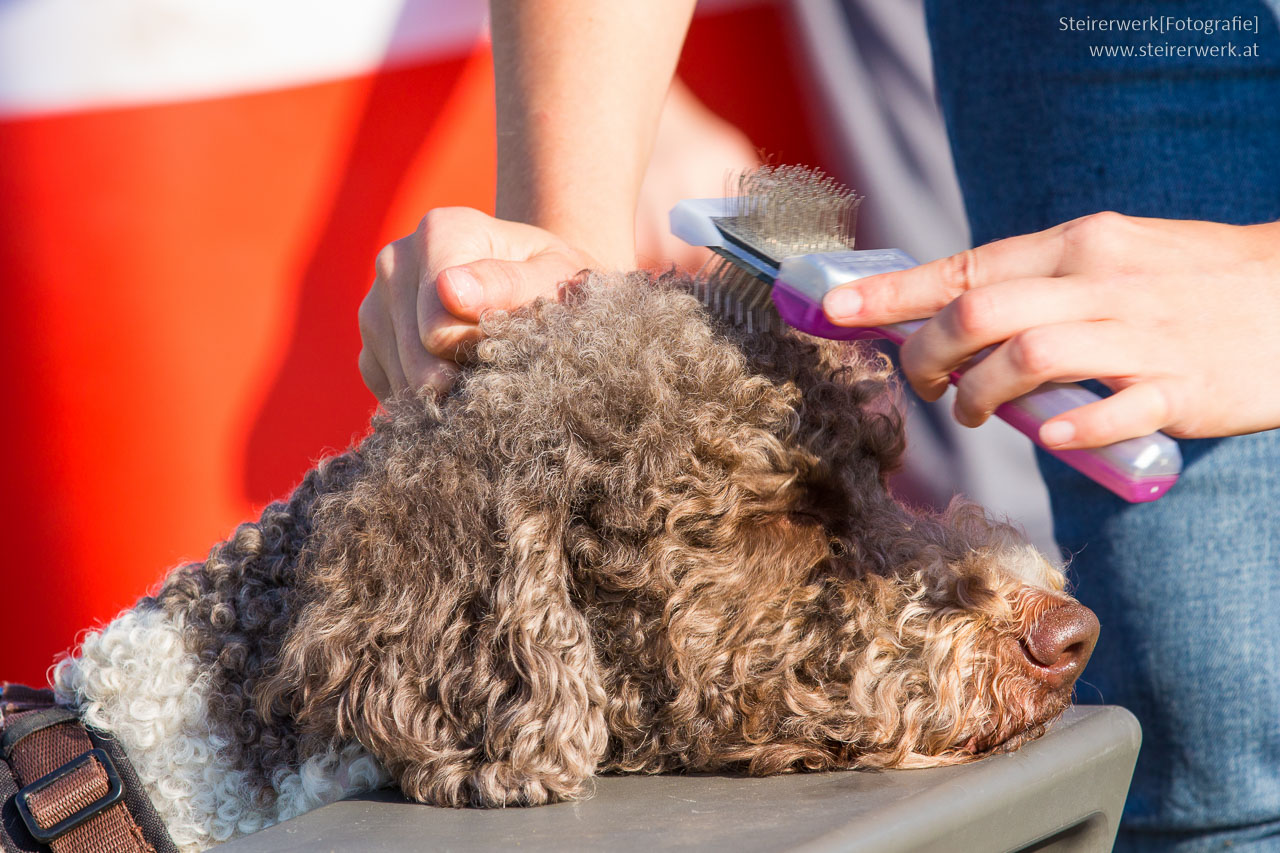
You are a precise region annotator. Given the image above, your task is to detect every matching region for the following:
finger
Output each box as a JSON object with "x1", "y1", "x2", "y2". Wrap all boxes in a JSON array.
[
  {"x1": 415, "y1": 206, "x2": 503, "y2": 283},
  {"x1": 391, "y1": 285, "x2": 442, "y2": 390},
  {"x1": 420, "y1": 314, "x2": 484, "y2": 362},
  {"x1": 899, "y1": 276, "x2": 1100, "y2": 401},
  {"x1": 383, "y1": 349, "x2": 410, "y2": 397},
  {"x1": 357, "y1": 287, "x2": 408, "y2": 398},
  {"x1": 950, "y1": 320, "x2": 1136, "y2": 427},
  {"x1": 405, "y1": 356, "x2": 462, "y2": 397},
  {"x1": 1038, "y1": 382, "x2": 1173, "y2": 449},
  {"x1": 436, "y1": 253, "x2": 583, "y2": 322},
  {"x1": 358, "y1": 347, "x2": 392, "y2": 402},
  {"x1": 416, "y1": 262, "x2": 484, "y2": 362},
  {"x1": 823, "y1": 227, "x2": 1068, "y2": 326}
]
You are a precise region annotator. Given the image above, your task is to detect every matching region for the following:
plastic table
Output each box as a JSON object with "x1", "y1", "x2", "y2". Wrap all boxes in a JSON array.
[{"x1": 219, "y1": 705, "x2": 1140, "y2": 853}]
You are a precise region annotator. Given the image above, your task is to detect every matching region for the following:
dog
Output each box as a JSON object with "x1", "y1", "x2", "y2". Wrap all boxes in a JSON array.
[{"x1": 38, "y1": 272, "x2": 1096, "y2": 851}]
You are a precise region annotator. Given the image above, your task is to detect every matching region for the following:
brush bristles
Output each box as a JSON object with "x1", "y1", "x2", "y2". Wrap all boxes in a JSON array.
[
  {"x1": 696, "y1": 256, "x2": 779, "y2": 335},
  {"x1": 726, "y1": 165, "x2": 862, "y2": 257},
  {"x1": 698, "y1": 164, "x2": 862, "y2": 334}
]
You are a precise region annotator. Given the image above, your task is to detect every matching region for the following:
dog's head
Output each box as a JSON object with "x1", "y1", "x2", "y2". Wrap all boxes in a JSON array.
[
  {"x1": 464, "y1": 271, "x2": 1095, "y2": 773},
  {"x1": 265, "y1": 271, "x2": 1095, "y2": 807},
  {"x1": 806, "y1": 499, "x2": 1095, "y2": 769}
]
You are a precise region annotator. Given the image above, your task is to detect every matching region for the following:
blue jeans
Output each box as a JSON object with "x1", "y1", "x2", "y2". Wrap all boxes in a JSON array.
[
  {"x1": 923, "y1": 1, "x2": 1280, "y2": 848},
  {"x1": 1045, "y1": 430, "x2": 1280, "y2": 851}
]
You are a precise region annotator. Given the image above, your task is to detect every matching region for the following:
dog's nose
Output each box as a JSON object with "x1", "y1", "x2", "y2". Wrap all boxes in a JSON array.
[{"x1": 1023, "y1": 603, "x2": 1099, "y2": 688}]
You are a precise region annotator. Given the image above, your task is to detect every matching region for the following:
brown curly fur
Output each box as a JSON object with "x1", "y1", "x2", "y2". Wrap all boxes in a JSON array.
[{"x1": 144, "y1": 271, "x2": 1079, "y2": 810}]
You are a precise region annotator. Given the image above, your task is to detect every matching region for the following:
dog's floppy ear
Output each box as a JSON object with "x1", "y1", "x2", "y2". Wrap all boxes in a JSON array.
[
  {"x1": 259, "y1": 504, "x2": 608, "y2": 808},
  {"x1": 445, "y1": 508, "x2": 609, "y2": 805}
]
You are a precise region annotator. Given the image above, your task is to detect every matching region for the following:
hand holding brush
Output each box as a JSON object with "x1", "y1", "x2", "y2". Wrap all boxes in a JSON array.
[{"x1": 821, "y1": 212, "x2": 1280, "y2": 455}]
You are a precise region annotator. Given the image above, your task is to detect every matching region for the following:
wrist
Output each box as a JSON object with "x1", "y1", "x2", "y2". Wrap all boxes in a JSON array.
[
  {"x1": 497, "y1": 192, "x2": 637, "y2": 272},
  {"x1": 494, "y1": 120, "x2": 642, "y2": 270},
  {"x1": 540, "y1": 219, "x2": 636, "y2": 272}
]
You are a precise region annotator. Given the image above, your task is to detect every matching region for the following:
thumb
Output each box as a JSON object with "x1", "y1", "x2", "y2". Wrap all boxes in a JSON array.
[{"x1": 437, "y1": 252, "x2": 586, "y2": 322}]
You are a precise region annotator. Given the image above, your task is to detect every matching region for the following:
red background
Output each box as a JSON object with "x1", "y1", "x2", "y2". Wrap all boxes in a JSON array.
[{"x1": 0, "y1": 2, "x2": 834, "y2": 684}]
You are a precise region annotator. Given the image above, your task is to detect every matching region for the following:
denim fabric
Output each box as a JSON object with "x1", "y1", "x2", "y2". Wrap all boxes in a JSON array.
[
  {"x1": 926, "y1": 0, "x2": 1280, "y2": 240},
  {"x1": 1044, "y1": 430, "x2": 1280, "y2": 851},
  {"x1": 923, "y1": 1, "x2": 1280, "y2": 849}
]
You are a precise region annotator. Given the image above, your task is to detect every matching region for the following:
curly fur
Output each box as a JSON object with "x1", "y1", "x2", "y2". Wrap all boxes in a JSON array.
[
  {"x1": 52, "y1": 609, "x2": 390, "y2": 851},
  {"x1": 50, "y1": 271, "x2": 1085, "y2": 849}
]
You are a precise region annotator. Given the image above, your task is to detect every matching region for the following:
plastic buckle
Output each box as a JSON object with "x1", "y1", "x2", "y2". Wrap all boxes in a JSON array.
[{"x1": 14, "y1": 748, "x2": 125, "y2": 843}]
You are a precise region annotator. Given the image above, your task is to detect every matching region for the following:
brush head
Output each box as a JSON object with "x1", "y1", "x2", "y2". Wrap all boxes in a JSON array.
[
  {"x1": 694, "y1": 165, "x2": 863, "y2": 334},
  {"x1": 719, "y1": 165, "x2": 862, "y2": 262}
]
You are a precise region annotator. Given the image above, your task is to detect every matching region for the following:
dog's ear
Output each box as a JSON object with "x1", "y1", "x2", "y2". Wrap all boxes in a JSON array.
[
  {"x1": 259, "y1": 506, "x2": 608, "y2": 808},
  {"x1": 441, "y1": 510, "x2": 609, "y2": 806}
]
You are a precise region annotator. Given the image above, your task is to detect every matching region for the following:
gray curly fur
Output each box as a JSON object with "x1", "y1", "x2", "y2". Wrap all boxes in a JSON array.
[{"x1": 144, "y1": 271, "x2": 1076, "y2": 810}]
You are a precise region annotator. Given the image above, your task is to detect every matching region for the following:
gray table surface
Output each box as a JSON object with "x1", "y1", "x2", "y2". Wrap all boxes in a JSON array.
[{"x1": 220, "y1": 705, "x2": 1140, "y2": 853}]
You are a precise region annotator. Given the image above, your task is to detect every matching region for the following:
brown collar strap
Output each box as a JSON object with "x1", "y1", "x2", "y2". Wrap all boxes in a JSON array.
[{"x1": 1, "y1": 684, "x2": 176, "y2": 853}]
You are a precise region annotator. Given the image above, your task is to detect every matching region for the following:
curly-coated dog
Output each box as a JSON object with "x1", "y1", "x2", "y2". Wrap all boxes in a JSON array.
[{"x1": 39, "y1": 272, "x2": 1096, "y2": 851}]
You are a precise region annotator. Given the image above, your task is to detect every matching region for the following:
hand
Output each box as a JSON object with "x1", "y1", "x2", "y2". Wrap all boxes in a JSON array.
[
  {"x1": 359, "y1": 208, "x2": 594, "y2": 400},
  {"x1": 822, "y1": 212, "x2": 1280, "y2": 448}
]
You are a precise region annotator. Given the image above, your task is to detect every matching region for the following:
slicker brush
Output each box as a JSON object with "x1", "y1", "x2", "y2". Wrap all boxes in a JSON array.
[{"x1": 669, "y1": 164, "x2": 1183, "y2": 503}]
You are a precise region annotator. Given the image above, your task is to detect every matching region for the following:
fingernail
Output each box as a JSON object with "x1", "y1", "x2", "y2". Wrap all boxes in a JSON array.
[
  {"x1": 1040, "y1": 420, "x2": 1076, "y2": 447},
  {"x1": 823, "y1": 287, "x2": 862, "y2": 320},
  {"x1": 445, "y1": 268, "x2": 480, "y2": 310}
]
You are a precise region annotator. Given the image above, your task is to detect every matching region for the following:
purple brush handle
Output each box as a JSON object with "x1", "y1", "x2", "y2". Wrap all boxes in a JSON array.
[{"x1": 771, "y1": 276, "x2": 1181, "y2": 503}]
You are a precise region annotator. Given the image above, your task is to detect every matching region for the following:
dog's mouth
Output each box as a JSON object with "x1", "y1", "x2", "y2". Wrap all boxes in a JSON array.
[
  {"x1": 954, "y1": 638, "x2": 1079, "y2": 759},
  {"x1": 959, "y1": 709, "x2": 1064, "y2": 758},
  {"x1": 983, "y1": 718, "x2": 1054, "y2": 754}
]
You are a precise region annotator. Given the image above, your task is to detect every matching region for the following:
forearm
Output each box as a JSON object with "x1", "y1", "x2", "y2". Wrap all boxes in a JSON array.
[{"x1": 490, "y1": 0, "x2": 696, "y2": 269}]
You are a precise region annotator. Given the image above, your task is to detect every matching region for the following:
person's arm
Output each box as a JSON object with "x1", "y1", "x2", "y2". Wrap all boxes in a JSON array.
[
  {"x1": 491, "y1": 0, "x2": 697, "y2": 269},
  {"x1": 820, "y1": 213, "x2": 1280, "y2": 447},
  {"x1": 359, "y1": 1, "x2": 694, "y2": 400}
]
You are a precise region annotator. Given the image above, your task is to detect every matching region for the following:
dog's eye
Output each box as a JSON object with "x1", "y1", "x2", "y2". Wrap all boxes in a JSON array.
[{"x1": 829, "y1": 539, "x2": 847, "y2": 558}]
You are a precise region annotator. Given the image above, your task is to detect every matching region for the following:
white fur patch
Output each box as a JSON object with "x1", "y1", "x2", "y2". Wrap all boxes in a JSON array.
[
  {"x1": 998, "y1": 544, "x2": 1064, "y2": 591},
  {"x1": 52, "y1": 607, "x2": 391, "y2": 852}
]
